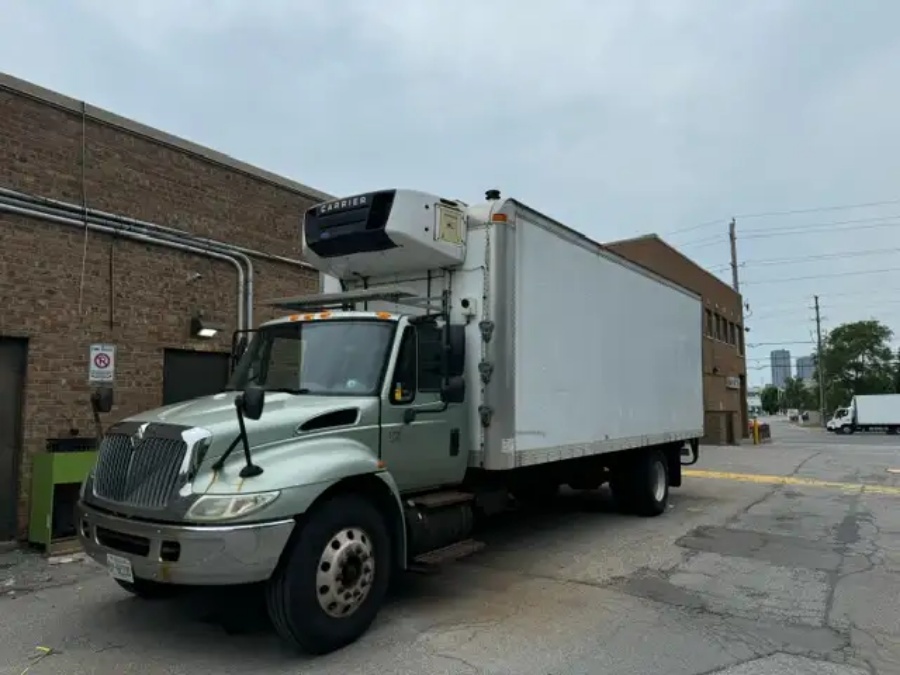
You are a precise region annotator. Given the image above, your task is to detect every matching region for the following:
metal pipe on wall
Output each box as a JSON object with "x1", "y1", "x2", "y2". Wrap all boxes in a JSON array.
[
  {"x1": 0, "y1": 191, "x2": 255, "y2": 328},
  {"x1": 0, "y1": 186, "x2": 323, "y2": 326},
  {"x1": 0, "y1": 202, "x2": 247, "y2": 330},
  {"x1": 0, "y1": 186, "x2": 313, "y2": 270}
]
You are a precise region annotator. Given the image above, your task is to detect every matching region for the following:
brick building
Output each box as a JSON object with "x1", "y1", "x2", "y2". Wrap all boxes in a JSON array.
[
  {"x1": 0, "y1": 72, "x2": 330, "y2": 542},
  {"x1": 606, "y1": 234, "x2": 747, "y2": 445}
]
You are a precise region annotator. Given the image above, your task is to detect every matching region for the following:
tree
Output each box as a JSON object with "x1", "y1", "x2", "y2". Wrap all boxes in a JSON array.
[
  {"x1": 894, "y1": 347, "x2": 900, "y2": 393},
  {"x1": 760, "y1": 385, "x2": 780, "y2": 415},
  {"x1": 817, "y1": 319, "x2": 895, "y2": 411},
  {"x1": 783, "y1": 376, "x2": 814, "y2": 410}
]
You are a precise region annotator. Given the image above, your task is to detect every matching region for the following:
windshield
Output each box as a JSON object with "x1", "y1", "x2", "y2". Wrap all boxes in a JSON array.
[{"x1": 227, "y1": 320, "x2": 397, "y2": 396}]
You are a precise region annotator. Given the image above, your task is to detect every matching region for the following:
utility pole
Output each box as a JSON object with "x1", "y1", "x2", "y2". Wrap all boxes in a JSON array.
[
  {"x1": 729, "y1": 218, "x2": 739, "y2": 292},
  {"x1": 814, "y1": 295, "x2": 826, "y2": 425}
]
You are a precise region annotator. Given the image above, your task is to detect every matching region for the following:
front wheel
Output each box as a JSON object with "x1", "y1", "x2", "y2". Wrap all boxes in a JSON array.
[{"x1": 266, "y1": 494, "x2": 391, "y2": 655}]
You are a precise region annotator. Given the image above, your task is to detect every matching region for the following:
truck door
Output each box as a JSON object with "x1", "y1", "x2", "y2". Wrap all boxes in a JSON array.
[{"x1": 380, "y1": 323, "x2": 467, "y2": 493}]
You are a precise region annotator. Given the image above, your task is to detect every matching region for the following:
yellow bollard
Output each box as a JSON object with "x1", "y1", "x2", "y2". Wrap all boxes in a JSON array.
[{"x1": 752, "y1": 418, "x2": 760, "y2": 445}]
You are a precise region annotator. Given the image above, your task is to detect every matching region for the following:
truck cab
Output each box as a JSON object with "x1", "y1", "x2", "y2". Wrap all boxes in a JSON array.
[{"x1": 826, "y1": 407, "x2": 849, "y2": 432}]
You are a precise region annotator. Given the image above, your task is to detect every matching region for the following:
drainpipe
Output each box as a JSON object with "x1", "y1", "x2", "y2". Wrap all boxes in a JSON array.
[
  {"x1": 0, "y1": 191, "x2": 256, "y2": 328},
  {"x1": 0, "y1": 186, "x2": 314, "y2": 272},
  {"x1": 0, "y1": 202, "x2": 247, "y2": 330},
  {"x1": 0, "y1": 186, "x2": 330, "y2": 327}
]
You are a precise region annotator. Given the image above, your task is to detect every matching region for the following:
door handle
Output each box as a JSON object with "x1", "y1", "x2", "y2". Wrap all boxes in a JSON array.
[{"x1": 449, "y1": 428, "x2": 460, "y2": 456}]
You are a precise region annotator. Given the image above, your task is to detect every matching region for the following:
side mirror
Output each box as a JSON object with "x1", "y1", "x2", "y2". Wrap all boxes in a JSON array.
[
  {"x1": 230, "y1": 329, "x2": 254, "y2": 372},
  {"x1": 90, "y1": 387, "x2": 114, "y2": 414},
  {"x1": 238, "y1": 385, "x2": 266, "y2": 421},
  {"x1": 446, "y1": 325, "x2": 465, "y2": 378},
  {"x1": 440, "y1": 376, "x2": 466, "y2": 405}
]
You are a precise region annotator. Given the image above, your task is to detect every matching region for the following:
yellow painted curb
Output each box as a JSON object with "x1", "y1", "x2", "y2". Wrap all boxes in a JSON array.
[{"x1": 684, "y1": 469, "x2": 900, "y2": 496}]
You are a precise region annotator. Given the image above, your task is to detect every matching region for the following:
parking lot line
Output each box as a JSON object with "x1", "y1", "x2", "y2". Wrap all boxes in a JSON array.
[{"x1": 684, "y1": 469, "x2": 900, "y2": 496}]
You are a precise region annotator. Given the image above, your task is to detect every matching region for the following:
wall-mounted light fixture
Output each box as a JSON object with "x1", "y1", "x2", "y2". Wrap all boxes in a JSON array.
[{"x1": 191, "y1": 313, "x2": 224, "y2": 339}]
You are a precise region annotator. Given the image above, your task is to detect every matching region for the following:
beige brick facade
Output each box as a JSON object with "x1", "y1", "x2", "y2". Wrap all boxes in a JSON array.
[
  {"x1": 605, "y1": 235, "x2": 748, "y2": 445},
  {"x1": 0, "y1": 73, "x2": 328, "y2": 538}
]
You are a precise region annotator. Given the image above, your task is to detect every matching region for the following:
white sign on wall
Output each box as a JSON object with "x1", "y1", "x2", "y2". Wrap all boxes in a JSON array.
[{"x1": 89, "y1": 344, "x2": 116, "y2": 384}]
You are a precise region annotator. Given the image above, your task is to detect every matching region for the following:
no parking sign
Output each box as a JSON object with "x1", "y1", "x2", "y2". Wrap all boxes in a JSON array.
[{"x1": 89, "y1": 344, "x2": 116, "y2": 384}]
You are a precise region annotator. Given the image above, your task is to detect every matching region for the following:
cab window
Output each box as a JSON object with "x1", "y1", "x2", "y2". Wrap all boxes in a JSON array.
[
  {"x1": 417, "y1": 323, "x2": 444, "y2": 392},
  {"x1": 390, "y1": 327, "x2": 417, "y2": 404}
]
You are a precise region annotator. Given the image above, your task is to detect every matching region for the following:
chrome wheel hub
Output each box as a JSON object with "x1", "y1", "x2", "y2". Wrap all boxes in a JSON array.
[
  {"x1": 315, "y1": 527, "x2": 375, "y2": 618},
  {"x1": 653, "y1": 460, "x2": 666, "y2": 503}
]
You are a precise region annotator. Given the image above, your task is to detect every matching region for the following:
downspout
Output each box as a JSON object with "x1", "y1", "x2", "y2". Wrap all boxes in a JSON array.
[{"x1": 0, "y1": 202, "x2": 246, "y2": 330}]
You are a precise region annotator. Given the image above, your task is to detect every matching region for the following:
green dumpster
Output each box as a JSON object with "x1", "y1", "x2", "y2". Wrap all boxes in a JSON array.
[{"x1": 28, "y1": 438, "x2": 97, "y2": 553}]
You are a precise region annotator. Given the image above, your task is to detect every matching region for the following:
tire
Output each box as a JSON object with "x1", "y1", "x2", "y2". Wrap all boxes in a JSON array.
[
  {"x1": 265, "y1": 494, "x2": 391, "y2": 655},
  {"x1": 115, "y1": 577, "x2": 179, "y2": 600},
  {"x1": 609, "y1": 449, "x2": 669, "y2": 517}
]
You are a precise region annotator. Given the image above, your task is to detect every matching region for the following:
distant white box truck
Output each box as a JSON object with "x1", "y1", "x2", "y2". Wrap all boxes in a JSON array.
[
  {"x1": 77, "y1": 188, "x2": 705, "y2": 654},
  {"x1": 827, "y1": 393, "x2": 900, "y2": 434}
]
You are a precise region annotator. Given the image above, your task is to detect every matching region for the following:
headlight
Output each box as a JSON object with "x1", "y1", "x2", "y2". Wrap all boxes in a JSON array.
[{"x1": 186, "y1": 491, "x2": 280, "y2": 522}]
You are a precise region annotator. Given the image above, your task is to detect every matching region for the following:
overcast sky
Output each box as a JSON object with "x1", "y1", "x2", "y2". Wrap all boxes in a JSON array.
[{"x1": 2, "y1": 0, "x2": 900, "y2": 387}]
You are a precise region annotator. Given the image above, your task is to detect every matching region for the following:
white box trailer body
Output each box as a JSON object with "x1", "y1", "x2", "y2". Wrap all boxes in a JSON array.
[
  {"x1": 852, "y1": 394, "x2": 900, "y2": 429},
  {"x1": 339, "y1": 194, "x2": 705, "y2": 470}
]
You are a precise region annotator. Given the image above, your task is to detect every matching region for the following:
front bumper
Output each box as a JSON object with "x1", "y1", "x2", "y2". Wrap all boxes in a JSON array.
[{"x1": 76, "y1": 501, "x2": 295, "y2": 586}]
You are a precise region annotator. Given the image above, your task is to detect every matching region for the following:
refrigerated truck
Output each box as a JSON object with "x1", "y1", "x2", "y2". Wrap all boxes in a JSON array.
[
  {"x1": 76, "y1": 188, "x2": 704, "y2": 654},
  {"x1": 827, "y1": 393, "x2": 900, "y2": 433}
]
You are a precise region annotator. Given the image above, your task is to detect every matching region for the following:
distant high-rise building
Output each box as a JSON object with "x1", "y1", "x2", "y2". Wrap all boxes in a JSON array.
[
  {"x1": 796, "y1": 355, "x2": 815, "y2": 382},
  {"x1": 771, "y1": 349, "x2": 792, "y2": 388}
]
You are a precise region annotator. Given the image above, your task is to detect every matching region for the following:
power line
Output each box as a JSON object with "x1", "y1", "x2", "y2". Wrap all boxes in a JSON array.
[
  {"x1": 747, "y1": 340, "x2": 816, "y2": 347},
  {"x1": 740, "y1": 247, "x2": 900, "y2": 268},
  {"x1": 678, "y1": 214, "x2": 900, "y2": 248},
  {"x1": 733, "y1": 198, "x2": 900, "y2": 220},
  {"x1": 663, "y1": 218, "x2": 730, "y2": 237},
  {"x1": 742, "y1": 267, "x2": 900, "y2": 286},
  {"x1": 741, "y1": 213, "x2": 900, "y2": 235},
  {"x1": 663, "y1": 198, "x2": 900, "y2": 238},
  {"x1": 749, "y1": 297, "x2": 900, "y2": 321},
  {"x1": 742, "y1": 218, "x2": 900, "y2": 241}
]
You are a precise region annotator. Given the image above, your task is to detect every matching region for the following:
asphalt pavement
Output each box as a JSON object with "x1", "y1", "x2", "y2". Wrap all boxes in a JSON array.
[{"x1": 1, "y1": 418, "x2": 898, "y2": 674}]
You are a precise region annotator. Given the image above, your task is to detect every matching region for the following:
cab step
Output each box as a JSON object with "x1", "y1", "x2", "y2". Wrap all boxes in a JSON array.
[
  {"x1": 410, "y1": 538, "x2": 486, "y2": 573},
  {"x1": 408, "y1": 490, "x2": 474, "y2": 509}
]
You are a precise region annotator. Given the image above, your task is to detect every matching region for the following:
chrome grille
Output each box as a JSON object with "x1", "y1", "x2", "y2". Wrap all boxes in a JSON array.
[{"x1": 93, "y1": 431, "x2": 188, "y2": 509}]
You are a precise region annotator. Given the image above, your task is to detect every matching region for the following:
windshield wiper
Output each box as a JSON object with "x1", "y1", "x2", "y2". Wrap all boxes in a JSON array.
[{"x1": 266, "y1": 387, "x2": 311, "y2": 394}]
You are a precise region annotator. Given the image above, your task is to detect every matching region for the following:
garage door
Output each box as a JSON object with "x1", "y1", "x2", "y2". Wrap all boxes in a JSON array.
[{"x1": 162, "y1": 349, "x2": 230, "y2": 406}]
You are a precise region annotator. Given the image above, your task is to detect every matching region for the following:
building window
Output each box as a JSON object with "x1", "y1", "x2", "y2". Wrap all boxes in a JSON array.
[
  {"x1": 728, "y1": 321, "x2": 736, "y2": 346},
  {"x1": 715, "y1": 314, "x2": 723, "y2": 341},
  {"x1": 705, "y1": 309, "x2": 713, "y2": 337},
  {"x1": 737, "y1": 325, "x2": 744, "y2": 355}
]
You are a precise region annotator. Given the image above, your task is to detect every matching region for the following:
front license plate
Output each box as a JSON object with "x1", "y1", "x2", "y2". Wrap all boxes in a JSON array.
[{"x1": 106, "y1": 553, "x2": 134, "y2": 584}]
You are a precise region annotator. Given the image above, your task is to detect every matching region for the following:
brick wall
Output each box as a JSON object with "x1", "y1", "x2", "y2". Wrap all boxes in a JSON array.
[
  {"x1": 605, "y1": 235, "x2": 747, "y2": 444},
  {"x1": 0, "y1": 76, "x2": 327, "y2": 537}
]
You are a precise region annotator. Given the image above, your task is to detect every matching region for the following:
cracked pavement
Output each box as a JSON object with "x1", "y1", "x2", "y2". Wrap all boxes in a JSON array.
[{"x1": 1, "y1": 418, "x2": 898, "y2": 674}]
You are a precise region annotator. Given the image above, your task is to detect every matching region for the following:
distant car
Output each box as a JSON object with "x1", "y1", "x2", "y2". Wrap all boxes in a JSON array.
[{"x1": 787, "y1": 408, "x2": 800, "y2": 422}]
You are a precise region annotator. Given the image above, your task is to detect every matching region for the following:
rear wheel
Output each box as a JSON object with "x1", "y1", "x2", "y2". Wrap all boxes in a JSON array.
[
  {"x1": 266, "y1": 494, "x2": 391, "y2": 655},
  {"x1": 609, "y1": 449, "x2": 669, "y2": 517}
]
